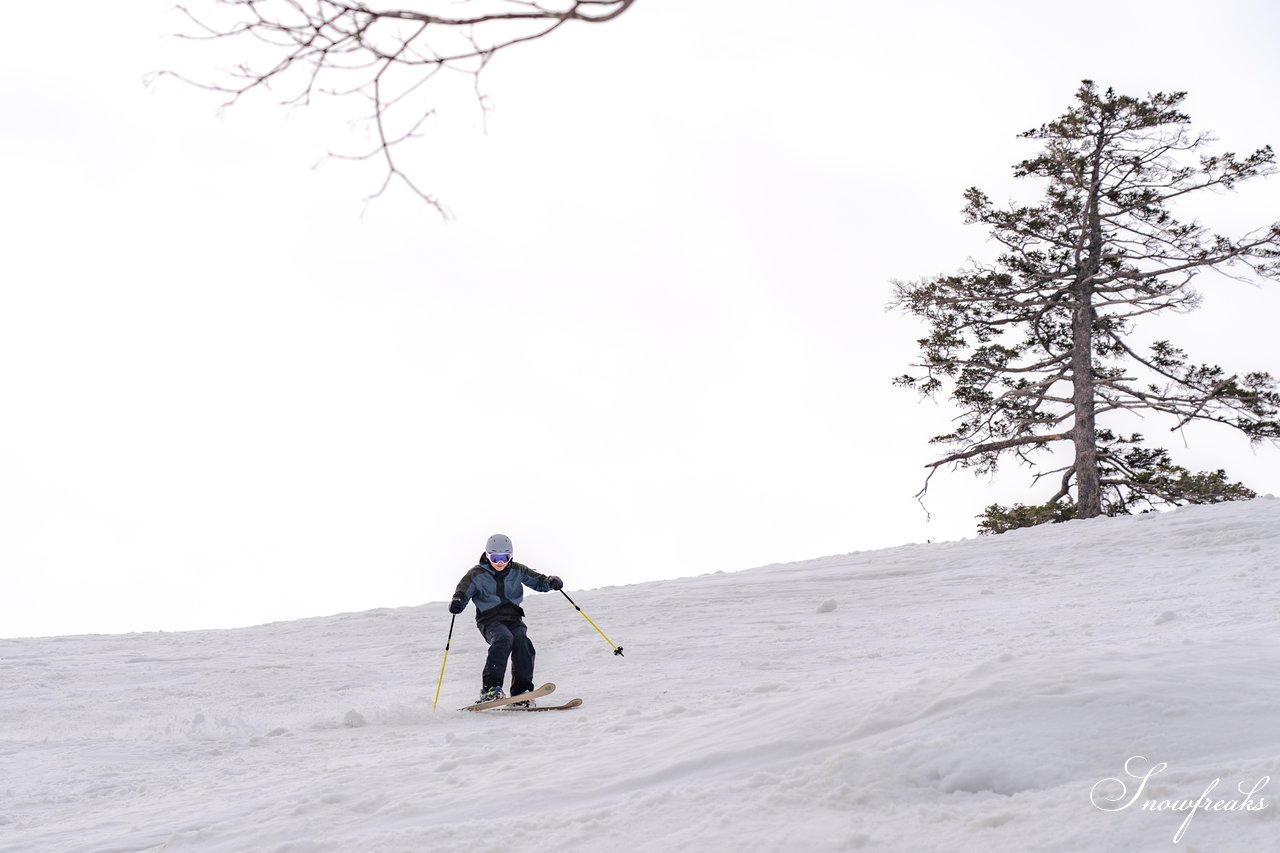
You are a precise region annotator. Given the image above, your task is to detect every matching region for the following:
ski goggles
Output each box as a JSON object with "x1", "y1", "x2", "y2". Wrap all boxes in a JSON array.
[{"x1": 487, "y1": 553, "x2": 512, "y2": 564}]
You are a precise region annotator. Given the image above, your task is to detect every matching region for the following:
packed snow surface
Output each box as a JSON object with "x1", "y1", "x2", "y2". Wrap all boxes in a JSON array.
[{"x1": 3, "y1": 500, "x2": 1279, "y2": 852}]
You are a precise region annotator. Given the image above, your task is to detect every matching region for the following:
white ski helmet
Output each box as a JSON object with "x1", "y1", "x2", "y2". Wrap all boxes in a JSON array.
[{"x1": 485, "y1": 533, "x2": 513, "y2": 556}]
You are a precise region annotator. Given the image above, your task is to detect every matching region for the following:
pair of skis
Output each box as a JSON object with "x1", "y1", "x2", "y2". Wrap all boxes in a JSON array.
[{"x1": 460, "y1": 682, "x2": 582, "y2": 712}]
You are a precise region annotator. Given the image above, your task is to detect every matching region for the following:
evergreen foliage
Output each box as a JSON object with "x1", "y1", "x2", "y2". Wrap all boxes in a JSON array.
[
  {"x1": 977, "y1": 501, "x2": 1078, "y2": 535},
  {"x1": 894, "y1": 81, "x2": 1280, "y2": 530}
]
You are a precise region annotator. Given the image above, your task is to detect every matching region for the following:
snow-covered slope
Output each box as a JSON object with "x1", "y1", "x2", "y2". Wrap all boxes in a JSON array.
[{"x1": 3, "y1": 500, "x2": 1279, "y2": 853}]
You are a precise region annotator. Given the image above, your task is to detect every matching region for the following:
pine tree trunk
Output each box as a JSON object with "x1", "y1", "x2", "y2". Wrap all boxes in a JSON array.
[
  {"x1": 1072, "y1": 130, "x2": 1107, "y2": 519},
  {"x1": 1071, "y1": 299, "x2": 1102, "y2": 517}
]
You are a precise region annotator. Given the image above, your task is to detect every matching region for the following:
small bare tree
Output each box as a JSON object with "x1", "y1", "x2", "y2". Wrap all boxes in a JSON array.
[{"x1": 161, "y1": 0, "x2": 637, "y2": 209}]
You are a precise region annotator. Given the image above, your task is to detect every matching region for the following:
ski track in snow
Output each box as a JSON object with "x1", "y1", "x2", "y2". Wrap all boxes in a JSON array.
[{"x1": 3, "y1": 499, "x2": 1280, "y2": 852}]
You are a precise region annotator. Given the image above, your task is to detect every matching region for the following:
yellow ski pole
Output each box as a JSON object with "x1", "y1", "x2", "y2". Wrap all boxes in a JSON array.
[
  {"x1": 559, "y1": 589, "x2": 624, "y2": 656},
  {"x1": 432, "y1": 614, "x2": 457, "y2": 712}
]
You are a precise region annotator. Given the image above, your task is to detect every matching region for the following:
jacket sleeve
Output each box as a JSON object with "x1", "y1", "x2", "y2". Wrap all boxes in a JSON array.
[
  {"x1": 453, "y1": 566, "x2": 482, "y2": 605},
  {"x1": 516, "y1": 563, "x2": 554, "y2": 593}
]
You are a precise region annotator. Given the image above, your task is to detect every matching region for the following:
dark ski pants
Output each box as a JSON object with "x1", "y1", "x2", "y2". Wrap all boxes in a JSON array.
[{"x1": 480, "y1": 619, "x2": 535, "y2": 696}]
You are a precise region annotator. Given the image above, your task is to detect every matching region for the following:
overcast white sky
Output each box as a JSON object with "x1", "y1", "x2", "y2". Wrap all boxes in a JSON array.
[{"x1": 3, "y1": 0, "x2": 1279, "y2": 638}]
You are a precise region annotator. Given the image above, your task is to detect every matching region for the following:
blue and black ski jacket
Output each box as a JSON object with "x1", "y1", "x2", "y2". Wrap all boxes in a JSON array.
[{"x1": 452, "y1": 554, "x2": 556, "y2": 625}]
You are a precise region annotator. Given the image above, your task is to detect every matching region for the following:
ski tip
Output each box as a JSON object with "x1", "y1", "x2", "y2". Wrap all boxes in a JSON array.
[{"x1": 458, "y1": 683, "x2": 556, "y2": 711}]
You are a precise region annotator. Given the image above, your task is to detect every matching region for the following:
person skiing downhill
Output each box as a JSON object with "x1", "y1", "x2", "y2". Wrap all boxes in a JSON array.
[{"x1": 449, "y1": 534, "x2": 563, "y2": 705}]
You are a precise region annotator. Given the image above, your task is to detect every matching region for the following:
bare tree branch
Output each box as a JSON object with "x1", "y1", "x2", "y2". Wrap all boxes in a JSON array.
[{"x1": 156, "y1": 0, "x2": 638, "y2": 210}]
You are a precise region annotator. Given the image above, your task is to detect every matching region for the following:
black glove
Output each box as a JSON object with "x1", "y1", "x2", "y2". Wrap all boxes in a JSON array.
[
  {"x1": 548, "y1": 576, "x2": 563, "y2": 591},
  {"x1": 448, "y1": 597, "x2": 465, "y2": 614}
]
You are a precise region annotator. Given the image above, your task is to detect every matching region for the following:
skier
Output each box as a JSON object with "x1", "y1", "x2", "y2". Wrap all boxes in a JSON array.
[{"x1": 449, "y1": 534, "x2": 563, "y2": 705}]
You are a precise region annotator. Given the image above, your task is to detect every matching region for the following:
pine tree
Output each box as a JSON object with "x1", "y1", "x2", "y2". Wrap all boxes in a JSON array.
[{"x1": 893, "y1": 81, "x2": 1280, "y2": 530}]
